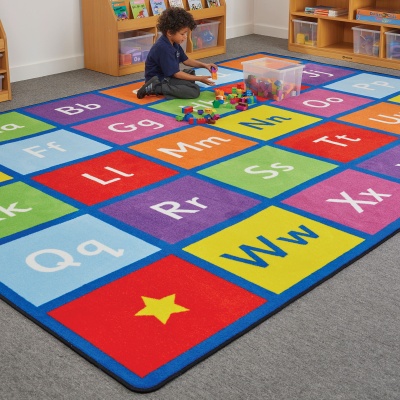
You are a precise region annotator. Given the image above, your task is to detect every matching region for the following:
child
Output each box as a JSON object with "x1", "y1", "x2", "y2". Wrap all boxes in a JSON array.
[{"x1": 136, "y1": 7, "x2": 218, "y2": 99}]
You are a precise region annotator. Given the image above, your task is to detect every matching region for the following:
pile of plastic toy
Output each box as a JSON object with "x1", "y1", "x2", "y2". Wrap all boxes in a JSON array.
[
  {"x1": 175, "y1": 83, "x2": 258, "y2": 124},
  {"x1": 244, "y1": 74, "x2": 299, "y2": 101}
]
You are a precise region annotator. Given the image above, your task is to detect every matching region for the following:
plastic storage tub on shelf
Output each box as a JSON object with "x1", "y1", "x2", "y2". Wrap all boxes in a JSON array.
[
  {"x1": 385, "y1": 30, "x2": 400, "y2": 59},
  {"x1": 191, "y1": 19, "x2": 220, "y2": 50},
  {"x1": 242, "y1": 57, "x2": 305, "y2": 101},
  {"x1": 118, "y1": 31, "x2": 155, "y2": 65},
  {"x1": 352, "y1": 25, "x2": 380, "y2": 57},
  {"x1": 292, "y1": 18, "x2": 317, "y2": 46}
]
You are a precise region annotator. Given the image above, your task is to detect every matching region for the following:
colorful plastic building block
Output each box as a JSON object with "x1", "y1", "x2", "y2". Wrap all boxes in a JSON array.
[
  {"x1": 235, "y1": 103, "x2": 248, "y2": 111},
  {"x1": 182, "y1": 106, "x2": 194, "y2": 114},
  {"x1": 183, "y1": 112, "x2": 194, "y2": 121},
  {"x1": 212, "y1": 100, "x2": 221, "y2": 108}
]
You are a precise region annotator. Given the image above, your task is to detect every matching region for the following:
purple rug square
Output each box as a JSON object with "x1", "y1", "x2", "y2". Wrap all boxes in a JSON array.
[
  {"x1": 100, "y1": 176, "x2": 261, "y2": 243},
  {"x1": 283, "y1": 169, "x2": 400, "y2": 234},
  {"x1": 24, "y1": 94, "x2": 133, "y2": 125},
  {"x1": 273, "y1": 88, "x2": 372, "y2": 117},
  {"x1": 73, "y1": 109, "x2": 183, "y2": 144},
  {"x1": 357, "y1": 145, "x2": 400, "y2": 180},
  {"x1": 302, "y1": 63, "x2": 356, "y2": 86}
]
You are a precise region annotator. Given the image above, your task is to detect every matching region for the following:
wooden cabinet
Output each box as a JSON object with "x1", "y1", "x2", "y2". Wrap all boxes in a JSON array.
[
  {"x1": 288, "y1": 0, "x2": 400, "y2": 70},
  {"x1": 81, "y1": 0, "x2": 226, "y2": 77},
  {"x1": 0, "y1": 20, "x2": 11, "y2": 102}
]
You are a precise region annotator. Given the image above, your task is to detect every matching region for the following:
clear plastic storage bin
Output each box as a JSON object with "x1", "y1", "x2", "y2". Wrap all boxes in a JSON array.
[
  {"x1": 118, "y1": 31, "x2": 155, "y2": 65},
  {"x1": 385, "y1": 30, "x2": 400, "y2": 59},
  {"x1": 191, "y1": 19, "x2": 220, "y2": 50},
  {"x1": 242, "y1": 57, "x2": 305, "y2": 101},
  {"x1": 352, "y1": 25, "x2": 380, "y2": 57},
  {"x1": 292, "y1": 18, "x2": 317, "y2": 46}
]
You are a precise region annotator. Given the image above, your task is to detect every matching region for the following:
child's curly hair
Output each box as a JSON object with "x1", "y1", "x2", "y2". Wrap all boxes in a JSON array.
[{"x1": 157, "y1": 7, "x2": 197, "y2": 34}]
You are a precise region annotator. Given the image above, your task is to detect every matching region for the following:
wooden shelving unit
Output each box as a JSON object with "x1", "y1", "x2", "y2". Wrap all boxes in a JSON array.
[
  {"x1": 288, "y1": 0, "x2": 400, "y2": 70},
  {"x1": 0, "y1": 20, "x2": 11, "y2": 102},
  {"x1": 81, "y1": 0, "x2": 226, "y2": 77}
]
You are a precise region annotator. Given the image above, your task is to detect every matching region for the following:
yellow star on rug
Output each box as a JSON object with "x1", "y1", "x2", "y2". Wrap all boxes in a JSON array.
[{"x1": 135, "y1": 294, "x2": 189, "y2": 324}]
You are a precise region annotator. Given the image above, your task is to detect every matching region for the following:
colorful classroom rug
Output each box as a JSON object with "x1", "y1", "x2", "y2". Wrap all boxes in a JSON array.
[{"x1": 1, "y1": 52, "x2": 400, "y2": 392}]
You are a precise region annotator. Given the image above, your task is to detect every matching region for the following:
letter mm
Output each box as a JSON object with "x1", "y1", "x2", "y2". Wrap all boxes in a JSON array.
[{"x1": 157, "y1": 136, "x2": 231, "y2": 159}]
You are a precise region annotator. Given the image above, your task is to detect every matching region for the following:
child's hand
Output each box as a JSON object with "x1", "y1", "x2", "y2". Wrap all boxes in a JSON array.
[
  {"x1": 205, "y1": 63, "x2": 218, "y2": 72},
  {"x1": 198, "y1": 76, "x2": 216, "y2": 86}
]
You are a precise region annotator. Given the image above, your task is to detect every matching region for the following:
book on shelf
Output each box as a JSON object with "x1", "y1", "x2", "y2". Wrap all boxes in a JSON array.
[
  {"x1": 149, "y1": 0, "x2": 167, "y2": 15},
  {"x1": 356, "y1": 7, "x2": 400, "y2": 25},
  {"x1": 110, "y1": 1, "x2": 129, "y2": 20},
  {"x1": 168, "y1": 0, "x2": 184, "y2": 8},
  {"x1": 187, "y1": 0, "x2": 203, "y2": 10},
  {"x1": 356, "y1": 7, "x2": 400, "y2": 16},
  {"x1": 356, "y1": 16, "x2": 400, "y2": 25},
  {"x1": 356, "y1": 7, "x2": 400, "y2": 19},
  {"x1": 130, "y1": 0, "x2": 149, "y2": 18},
  {"x1": 317, "y1": 8, "x2": 347, "y2": 16},
  {"x1": 206, "y1": 0, "x2": 220, "y2": 7},
  {"x1": 304, "y1": 5, "x2": 330, "y2": 14},
  {"x1": 305, "y1": 6, "x2": 347, "y2": 17},
  {"x1": 327, "y1": 8, "x2": 347, "y2": 17}
]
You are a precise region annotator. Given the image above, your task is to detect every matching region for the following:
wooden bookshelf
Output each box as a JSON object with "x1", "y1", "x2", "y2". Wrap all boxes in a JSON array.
[
  {"x1": 0, "y1": 20, "x2": 11, "y2": 102},
  {"x1": 288, "y1": 0, "x2": 400, "y2": 71},
  {"x1": 81, "y1": 0, "x2": 226, "y2": 77}
]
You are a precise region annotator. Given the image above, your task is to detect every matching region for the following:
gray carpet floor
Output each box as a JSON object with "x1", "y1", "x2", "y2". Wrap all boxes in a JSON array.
[{"x1": 0, "y1": 35, "x2": 399, "y2": 400}]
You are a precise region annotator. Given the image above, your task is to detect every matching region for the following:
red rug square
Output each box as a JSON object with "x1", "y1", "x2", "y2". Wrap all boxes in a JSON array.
[
  {"x1": 33, "y1": 150, "x2": 178, "y2": 205},
  {"x1": 49, "y1": 255, "x2": 266, "y2": 377},
  {"x1": 276, "y1": 121, "x2": 397, "y2": 162}
]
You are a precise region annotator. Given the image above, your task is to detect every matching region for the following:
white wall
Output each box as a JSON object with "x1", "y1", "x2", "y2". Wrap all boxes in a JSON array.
[
  {"x1": 0, "y1": 0, "x2": 287, "y2": 83},
  {"x1": 226, "y1": 0, "x2": 254, "y2": 39},
  {"x1": 253, "y1": 0, "x2": 289, "y2": 38},
  {"x1": 0, "y1": 0, "x2": 84, "y2": 82}
]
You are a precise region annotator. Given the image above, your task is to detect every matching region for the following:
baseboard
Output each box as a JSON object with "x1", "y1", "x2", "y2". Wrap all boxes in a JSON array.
[
  {"x1": 226, "y1": 23, "x2": 254, "y2": 40},
  {"x1": 10, "y1": 55, "x2": 85, "y2": 83},
  {"x1": 253, "y1": 22, "x2": 288, "y2": 39}
]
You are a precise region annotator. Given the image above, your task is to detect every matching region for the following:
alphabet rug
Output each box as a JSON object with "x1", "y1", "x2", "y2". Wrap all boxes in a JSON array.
[{"x1": 1, "y1": 52, "x2": 399, "y2": 392}]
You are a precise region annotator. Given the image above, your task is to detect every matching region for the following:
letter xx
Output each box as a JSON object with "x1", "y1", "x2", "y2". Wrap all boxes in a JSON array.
[{"x1": 326, "y1": 188, "x2": 391, "y2": 213}]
